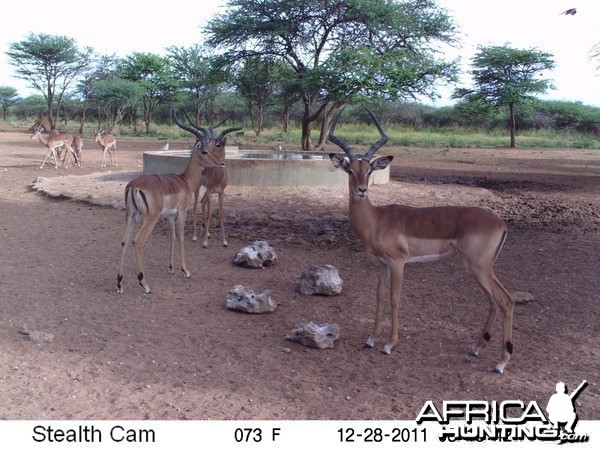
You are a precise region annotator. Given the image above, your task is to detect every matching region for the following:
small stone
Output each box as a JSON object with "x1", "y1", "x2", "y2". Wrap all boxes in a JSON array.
[
  {"x1": 226, "y1": 285, "x2": 277, "y2": 313},
  {"x1": 513, "y1": 291, "x2": 535, "y2": 304},
  {"x1": 285, "y1": 322, "x2": 341, "y2": 349},
  {"x1": 28, "y1": 330, "x2": 55, "y2": 343},
  {"x1": 233, "y1": 241, "x2": 277, "y2": 268},
  {"x1": 299, "y1": 264, "x2": 343, "y2": 296}
]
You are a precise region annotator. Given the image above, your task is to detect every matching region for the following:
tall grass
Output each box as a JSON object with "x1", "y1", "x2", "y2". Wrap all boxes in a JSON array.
[
  {"x1": 7, "y1": 116, "x2": 598, "y2": 149},
  {"x1": 317, "y1": 123, "x2": 600, "y2": 149}
]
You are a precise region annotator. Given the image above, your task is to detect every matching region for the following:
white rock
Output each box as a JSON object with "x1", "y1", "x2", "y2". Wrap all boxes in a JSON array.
[
  {"x1": 226, "y1": 285, "x2": 277, "y2": 313},
  {"x1": 285, "y1": 322, "x2": 341, "y2": 349},
  {"x1": 233, "y1": 240, "x2": 277, "y2": 268},
  {"x1": 299, "y1": 264, "x2": 342, "y2": 296}
]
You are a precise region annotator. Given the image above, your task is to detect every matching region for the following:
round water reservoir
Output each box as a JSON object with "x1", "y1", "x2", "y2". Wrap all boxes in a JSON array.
[{"x1": 143, "y1": 149, "x2": 389, "y2": 186}]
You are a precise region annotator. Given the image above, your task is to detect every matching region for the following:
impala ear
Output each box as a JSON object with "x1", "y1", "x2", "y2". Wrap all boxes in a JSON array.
[
  {"x1": 370, "y1": 155, "x2": 393, "y2": 171},
  {"x1": 329, "y1": 153, "x2": 351, "y2": 173}
]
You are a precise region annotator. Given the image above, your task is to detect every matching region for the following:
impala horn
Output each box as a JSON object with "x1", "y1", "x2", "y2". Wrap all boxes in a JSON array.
[
  {"x1": 363, "y1": 106, "x2": 388, "y2": 160},
  {"x1": 327, "y1": 107, "x2": 357, "y2": 161},
  {"x1": 217, "y1": 118, "x2": 246, "y2": 140},
  {"x1": 172, "y1": 109, "x2": 207, "y2": 143}
]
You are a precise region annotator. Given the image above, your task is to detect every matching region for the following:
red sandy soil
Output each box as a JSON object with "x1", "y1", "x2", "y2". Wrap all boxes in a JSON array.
[{"x1": 0, "y1": 128, "x2": 598, "y2": 420}]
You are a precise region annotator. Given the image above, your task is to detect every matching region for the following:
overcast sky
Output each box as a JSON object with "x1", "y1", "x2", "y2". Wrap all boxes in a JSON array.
[{"x1": 1, "y1": 0, "x2": 598, "y2": 106}]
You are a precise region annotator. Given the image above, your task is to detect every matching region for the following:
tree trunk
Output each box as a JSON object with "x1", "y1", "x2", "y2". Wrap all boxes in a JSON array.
[
  {"x1": 281, "y1": 106, "x2": 290, "y2": 133},
  {"x1": 315, "y1": 102, "x2": 344, "y2": 151},
  {"x1": 131, "y1": 107, "x2": 138, "y2": 133},
  {"x1": 301, "y1": 98, "x2": 314, "y2": 151},
  {"x1": 78, "y1": 105, "x2": 88, "y2": 135},
  {"x1": 47, "y1": 88, "x2": 55, "y2": 130},
  {"x1": 509, "y1": 101, "x2": 516, "y2": 148}
]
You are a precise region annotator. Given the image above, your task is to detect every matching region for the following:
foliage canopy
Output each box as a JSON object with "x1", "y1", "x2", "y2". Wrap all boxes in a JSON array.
[
  {"x1": 6, "y1": 33, "x2": 94, "y2": 128},
  {"x1": 454, "y1": 44, "x2": 555, "y2": 147},
  {"x1": 206, "y1": 0, "x2": 459, "y2": 149}
]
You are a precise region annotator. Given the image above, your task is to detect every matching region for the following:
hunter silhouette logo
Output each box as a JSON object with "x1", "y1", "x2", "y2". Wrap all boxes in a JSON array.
[
  {"x1": 546, "y1": 380, "x2": 587, "y2": 434},
  {"x1": 416, "y1": 380, "x2": 590, "y2": 443}
]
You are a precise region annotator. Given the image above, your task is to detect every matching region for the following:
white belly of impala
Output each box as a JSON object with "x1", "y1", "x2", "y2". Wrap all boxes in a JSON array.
[
  {"x1": 161, "y1": 207, "x2": 178, "y2": 217},
  {"x1": 407, "y1": 249, "x2": 455, "y2": 263}
]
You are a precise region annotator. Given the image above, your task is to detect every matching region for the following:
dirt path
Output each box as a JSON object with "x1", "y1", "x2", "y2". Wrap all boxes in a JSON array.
[{"x1": 0, "y1": 128, "x2": 598, "y2": 420}]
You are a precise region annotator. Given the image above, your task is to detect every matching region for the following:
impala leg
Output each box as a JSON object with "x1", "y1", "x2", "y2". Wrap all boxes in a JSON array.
[
  {"x1": 132, "y1": 213, "x2": 160, "y2": 294},
  {"x1": 101, "y1": 150, "x2": 107, "y2": 168},
  {"x1": 191, "y1": 187, "x2": 201, "y2": 242},
  {"x1": 466, "y1": 262, "x2": 515, "y2": 373},
  {"x1": 492, "y1": 275, "x2": 515, "y2": 374},
  {"x1": 365, "y1": 262, "x2": 390, "y2": 349},
  {"x1": 40, "y1": 148, "x2": 55, "y2": 170},
  {"x1": 383, "y1": 261, "x2": 406, "y2": 355},
  {"x1": 64, "y1": 145, "x2": 77, "y2": 169},
  {"x1": 70, "y1": 146, "x2": 79, "y2": 167},
  {"x1": 218, "y1": 191, "x2": 227, "y2": 247},
  {"x1": 167, "y1": 215, "x2": 177, "y2": 274},
  {"x1": 462, "y1": 262, "x2": 497, "y2": 355},
  {"x1": 202, "y1": 191, "x2": 211, "y2": 249},
  {"x1": 117, "y1": 209, "x2": 136, "y2": 294},
  {"x1": 471, "y1": 299, "x2": 499, "y2": 357},
  {"x1": 177, "y1": 211, "x2": 190, "y2": 278}
]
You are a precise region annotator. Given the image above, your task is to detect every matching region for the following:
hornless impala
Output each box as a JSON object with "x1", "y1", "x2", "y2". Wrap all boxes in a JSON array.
[
  {"x1": 94, "y1": 130, "x2": 117, "y2": 167},
  {"x1": 182, "y1": 115, "x2": 242, "y2": 248},
  {"x1": 31, "y1": 126, "x2": 78, "y2": 170},
  {"x1": 328, "y1": 107, "x2": 516, "y2": 374},
  {"x1": 117, "y1": 110, "x2": 237, "y2": 294},
  {"x1": 71, "y1": 134, "x2": 83, "y2": 166},
  {"x1": 57, "y1": 133, "x2": 83, "y2": 167},
  {"x1": 195, "y1": 154, "x2": 228, "y2": 248}
]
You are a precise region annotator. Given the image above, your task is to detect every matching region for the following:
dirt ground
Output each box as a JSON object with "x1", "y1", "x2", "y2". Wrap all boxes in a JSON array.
[{"x1": 0, "y1": 128, "x2": 598, "y2": 420}]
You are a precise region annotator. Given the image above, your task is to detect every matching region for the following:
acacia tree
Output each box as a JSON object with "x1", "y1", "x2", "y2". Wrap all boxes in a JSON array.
[
  {"x1": 454, "y1": 45, "x2": 555, "y2": 147},
  {"x1": 119, "y1": 53, "x2": 178, "y2": 133},
  {"x1": 0, "y1": 86, "x2": 20, "y2": 120},
  {"x1": 91, "y1": 79, "x2": 144, "y2": 133},
  {"x1": 166, "y1": 44, "x2": 226, "y2": 125},
  {"x1": 74, "y1": 54, "x2": 120, "y2": 134},
  {"x1": 6, "y1": 33, "x2": 94, "y2": 129},
  {"x1": 233, "y1": 57, "x2": 284, "y2": 136},
  {"x1": 206, "y1": 0, "x2": 457, "y2": 150}
]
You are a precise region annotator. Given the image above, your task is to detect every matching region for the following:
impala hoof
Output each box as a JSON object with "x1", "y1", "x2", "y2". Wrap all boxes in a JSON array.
[
  {"x1": 492, "y1": 368, "x2": 503, "y2": 374},
  {"x1": 493, "y1": 362, "x2": 506, "y2": 374},
  {"x1": 381, "y1": 344, "x2": 394, "y2": 355},
  {"x1": 183, "y1": 270, "x2": 191, "y2": 278}
]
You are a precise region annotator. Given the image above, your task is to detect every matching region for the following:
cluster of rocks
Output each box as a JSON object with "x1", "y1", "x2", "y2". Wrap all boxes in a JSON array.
[{"x1": 228, "y1": 240, "x2": 342, "y2": 349}]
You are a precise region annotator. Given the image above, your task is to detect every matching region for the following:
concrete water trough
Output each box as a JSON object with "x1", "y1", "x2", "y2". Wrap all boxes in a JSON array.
[{"x1": 143, "y1": 149, "x2": 389, "y2": 186}]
